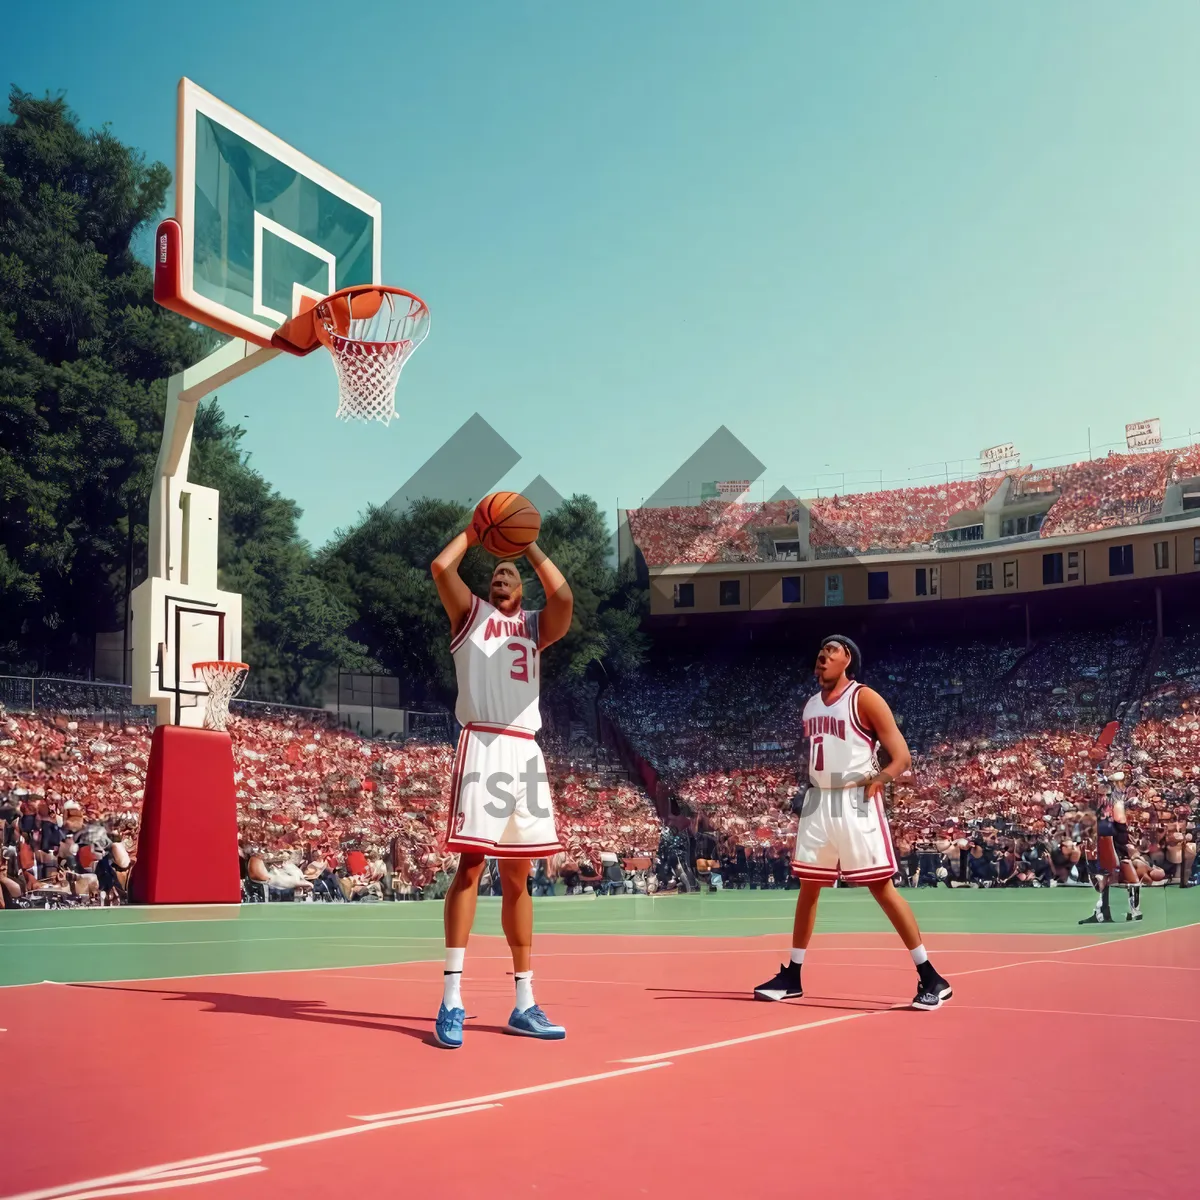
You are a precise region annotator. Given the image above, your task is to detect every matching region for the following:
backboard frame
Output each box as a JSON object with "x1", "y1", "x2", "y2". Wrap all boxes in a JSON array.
[{"x1": 154, "y1": 77, "x2": 382, "y2": 348}]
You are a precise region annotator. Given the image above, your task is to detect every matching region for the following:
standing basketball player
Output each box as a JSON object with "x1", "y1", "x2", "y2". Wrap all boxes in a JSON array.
[
  {"x1": 1079, "y1": 787, "x2": 1141, "y2": 924},
  {"x1": 754, "y1": 636, "x2": 953, "y2": 1010},
  {"x1": 430, "y1": 523, "x2": 573, "y2": 1048}
]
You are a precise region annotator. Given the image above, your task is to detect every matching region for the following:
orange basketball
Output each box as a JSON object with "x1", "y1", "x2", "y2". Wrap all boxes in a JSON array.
[{"x1": 473, "y1": 492, "x2": 541, "y2": 559}]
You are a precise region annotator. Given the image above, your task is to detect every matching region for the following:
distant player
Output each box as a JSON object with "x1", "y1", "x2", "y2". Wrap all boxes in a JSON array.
[
  {"x1": 1080, "y1": 789, "x2": 1141, "y2": 924},
  {"x1": 755, "y1": 636, "x2": 953, "y2": 1010},
  {"x1": 430, "y1": 523, "x2": 573, "y2": 1049}
]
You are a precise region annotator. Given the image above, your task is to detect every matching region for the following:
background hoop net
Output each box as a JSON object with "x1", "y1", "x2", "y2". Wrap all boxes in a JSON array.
[
  {"x1": 320, "y1": 291, "x2": 430, "y2": 425},
  {"x1": 193, "y1": 661, "x2": 249, "y2": 733}
]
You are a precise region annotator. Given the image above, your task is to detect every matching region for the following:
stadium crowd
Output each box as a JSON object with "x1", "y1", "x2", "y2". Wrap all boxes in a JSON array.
[
  {"x1": 626, "y1": 444, "x2": 1200, "y2": 565},
  {"x1": 4, "y1": 615, "x2": 1198, "y2": 905},
  {"x1": 0, "y1": 707, "x2": 662, "y2": 908},
  {"x1": 602, "y1": 621, "x2": 1200, "y2": 889}
]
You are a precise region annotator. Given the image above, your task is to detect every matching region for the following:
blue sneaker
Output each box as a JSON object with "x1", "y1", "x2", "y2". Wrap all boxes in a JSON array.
[
  {"x1": 434, "y1": 1003, "x2": 465, "y2": 1049},
  {"x1": 506, "y1": 1004, "x2": 566, "y2": 1039}
]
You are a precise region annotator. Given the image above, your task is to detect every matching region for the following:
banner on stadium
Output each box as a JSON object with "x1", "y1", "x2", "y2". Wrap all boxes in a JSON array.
[
  {"x1": 1125, "y1": 418, "x2": 1161, "y2": 450},
  {"x1": 979, "y1": 442, "x2": 1019, "y2": 474},
  {"x1": 702, "y1": 480, "x2": 751, "y2": 503}
]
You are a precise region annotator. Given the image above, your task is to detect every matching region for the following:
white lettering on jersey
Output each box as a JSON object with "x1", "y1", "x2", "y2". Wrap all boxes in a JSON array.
[
  {"x1": 451, "y1": 596, "x2": 542, "y2": 732},
  {"x1": 802, "y1": 682, "x2": 879, "y2": 788}
]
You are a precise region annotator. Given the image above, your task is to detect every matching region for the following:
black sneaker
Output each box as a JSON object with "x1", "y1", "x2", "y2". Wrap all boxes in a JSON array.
[
  {"x1": 1126, "y1": 910, "x2": 1143, "y2": 922},
  {"x1": 1078, "y1": 912, "x2": 1107, "y2": 925},
  {"x1": 911, "y1": 973, "x2": 953, "y2": 1010},
  {"x1": 754, "y1": 962, "x2": 802, "y2": 1001}
]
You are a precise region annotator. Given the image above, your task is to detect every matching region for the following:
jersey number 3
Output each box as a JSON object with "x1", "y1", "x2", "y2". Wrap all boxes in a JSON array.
[{"x1": 509, "y1": 642, "x2": 538, "y2": 683}]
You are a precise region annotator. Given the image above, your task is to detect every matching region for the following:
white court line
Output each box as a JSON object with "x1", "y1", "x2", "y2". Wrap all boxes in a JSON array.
[
  {"x1": 953, "y1": 1004, "x2": 1200, "y2": 1026},
  {"x1": 611, "y1": 952, "x2": 1107, "y2": 1064},
  {"x1": 6, "y1": 917, "x2": 1196, "y2": 992},
  {"x1": 353, "y1": 1062, "x2": 671, "y2": 1122},
  {"x1": 15, "y1": 937, "x2": 441, "y2": 949},
  {"x1": 46, "y1": 1164, "x2": 266, "y2": 1200},
  {"x1": 0, "y1": 1105, "x2": 497, "y2": 1200},
  {"x1": 1054, "y1": 919, "x2": 1200, "y2": 953},
  {"x1": 617, "y1": 1004, "x2": 910, "y2": 1063},
  {"x1": 1038, "y1": 958, "x2": 1200, "y2": 973}
]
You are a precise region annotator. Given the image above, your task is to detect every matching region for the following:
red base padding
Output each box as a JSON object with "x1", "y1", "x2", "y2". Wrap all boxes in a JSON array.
[{"x1": 130, "y1": 725, "x2": 241, "y2": 904}]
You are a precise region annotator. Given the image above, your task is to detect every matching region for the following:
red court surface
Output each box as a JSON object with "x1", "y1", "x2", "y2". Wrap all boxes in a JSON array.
[{"x1": 5, "y1": 925, "x2": 1199, "y2": 1200}]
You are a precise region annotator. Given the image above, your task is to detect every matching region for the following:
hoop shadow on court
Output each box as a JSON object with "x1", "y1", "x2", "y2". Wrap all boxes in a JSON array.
[{"x1": 72, "y1": 984, "x2": 511, "y2": 1045}]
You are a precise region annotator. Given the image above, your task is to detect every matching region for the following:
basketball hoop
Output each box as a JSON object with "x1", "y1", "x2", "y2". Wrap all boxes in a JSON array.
[
  {"x1": 193, "y1": 661, "x2": 249, "y2": 733},
  {"x1": 271, "y1": 285, "x2": 430, "y2": 426}
]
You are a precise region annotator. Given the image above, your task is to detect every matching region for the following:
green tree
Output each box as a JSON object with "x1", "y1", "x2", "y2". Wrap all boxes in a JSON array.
[
  {"x1": 317, "y1": 500, "x2": 491, "y2": 702},
  {"x1": 189, "y1": 402, "x2": 374, "y2": 702},
  {"x1": 318, "y1": 495, "x2": 647, "y2": 704},
  {"x1": 0, "y1": 87, "x2": 211, "y2": 672},
  {"x1": 519, "y1": 495, "x2": 648, "y2": 682}
]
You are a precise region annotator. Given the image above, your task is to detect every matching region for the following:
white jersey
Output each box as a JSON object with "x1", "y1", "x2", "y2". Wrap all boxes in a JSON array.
[
  {"x1": 451, "y1": 596, "x2": 542, "y2": 732},
  {"x1": 802, "y1": 681, "x2": 879, "y2": 789}
]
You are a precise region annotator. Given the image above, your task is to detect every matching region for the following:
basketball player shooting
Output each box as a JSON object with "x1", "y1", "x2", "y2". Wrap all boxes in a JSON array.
[
  {"x1": 754, "y1": 636, "x2": 954, "y2": 1010},
  {"x1": 429, "y1": 498, "x2": 573, "y2": 1049},
  {"x1": 1079, "y1": 788, "x2": 1141, "y2": 924}
]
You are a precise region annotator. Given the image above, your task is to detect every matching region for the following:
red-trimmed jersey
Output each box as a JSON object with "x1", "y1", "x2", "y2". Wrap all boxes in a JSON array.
[
  {"x1": 451, "y1": 596, "x2": 542, "y2": 732},
  {"x1": 802, "y1": 681, "x2": 879, "y2": 789}
]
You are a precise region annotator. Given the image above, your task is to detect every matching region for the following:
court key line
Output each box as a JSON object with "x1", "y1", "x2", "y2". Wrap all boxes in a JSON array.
[
  {"x1": 9, "y1": 927, "x2": 1198, "y2": 1198},
  {"x1": 0, "y1": 1105, "x2": 499, "y2": 1200}
]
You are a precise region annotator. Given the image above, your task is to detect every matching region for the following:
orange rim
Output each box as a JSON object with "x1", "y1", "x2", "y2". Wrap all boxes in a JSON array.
[{"x1": 272, "y1": 285, "x2": 428, "y2": 356}]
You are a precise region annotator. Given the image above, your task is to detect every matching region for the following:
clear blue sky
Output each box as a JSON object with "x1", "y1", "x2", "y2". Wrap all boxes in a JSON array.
[{"x1": 6, "y1": 1, "x2": 1200, "y2": 545}]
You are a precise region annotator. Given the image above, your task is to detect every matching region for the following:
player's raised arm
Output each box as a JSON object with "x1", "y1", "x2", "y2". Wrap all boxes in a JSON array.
[
  {"x1": 525, "y1": 542, "x2": 573, "y2": 650},
  {"x1": 431, "y1": 526, "x2": 479, "y2": 636},
  {"x1": 856, "y1": 687, "x2": 912, "y2": 797}
]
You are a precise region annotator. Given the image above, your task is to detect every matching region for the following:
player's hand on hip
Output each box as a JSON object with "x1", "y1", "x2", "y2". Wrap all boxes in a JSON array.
[{"x1": 865, "y1": 775, "x2": 888, "y2": 802}]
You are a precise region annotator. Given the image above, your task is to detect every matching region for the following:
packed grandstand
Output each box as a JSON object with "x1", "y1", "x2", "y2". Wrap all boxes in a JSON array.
[
  {"x1": 3, "y1": 460, "x2": 1199, "y2": 907},
  {"x1": 3, "y1": 612, "x2": 1197, "y2": 905},
  {"x1": 624, "y1": 443, "x2": 1200, "y2": 564}
]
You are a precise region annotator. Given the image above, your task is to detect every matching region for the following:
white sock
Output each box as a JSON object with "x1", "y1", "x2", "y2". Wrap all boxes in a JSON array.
[
  {"x1": 910, "y1": 944, "x2": 929, "y2": 967},
  {"x1": 514, "y1": 970, "x2": 535, "y2": 1012},
  {"x1": 789, "y1": 948, "x2": 806, "y2": 966},
  {"x1": 443, "y1": 947, "x2": 465, "y2": 1010}
]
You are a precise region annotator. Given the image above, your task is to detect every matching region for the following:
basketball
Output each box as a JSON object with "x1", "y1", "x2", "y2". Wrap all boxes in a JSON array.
[{"x1": 473, "y1": 492, "x2": 541, "y2": 559}]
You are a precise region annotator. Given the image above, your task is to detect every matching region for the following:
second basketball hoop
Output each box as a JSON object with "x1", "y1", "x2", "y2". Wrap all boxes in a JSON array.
[{"x1": 272, "y1": 285, "x2": 431, "y2": 425}]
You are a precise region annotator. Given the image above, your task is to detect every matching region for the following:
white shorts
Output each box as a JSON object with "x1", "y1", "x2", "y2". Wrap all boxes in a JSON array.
[
  {"x1": 444, "y1": 723, "x2": 562, "y2": 859},
  {"x1": 791, "y1": 786, "x2": 898, "y2": 885}
]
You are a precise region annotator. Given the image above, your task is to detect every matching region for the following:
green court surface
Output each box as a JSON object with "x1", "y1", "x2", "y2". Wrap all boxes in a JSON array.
[{"x1": 3, "y1": 887, "x2": 1197, "y2": 988}]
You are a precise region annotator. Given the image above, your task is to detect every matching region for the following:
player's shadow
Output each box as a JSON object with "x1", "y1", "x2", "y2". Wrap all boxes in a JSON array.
[
  {"x1": 72, "y1": 984, "x2": 510, "y2": 1045},
  {"x1": 647, "y1": 987, "x2": 895, "y2": 1013}
]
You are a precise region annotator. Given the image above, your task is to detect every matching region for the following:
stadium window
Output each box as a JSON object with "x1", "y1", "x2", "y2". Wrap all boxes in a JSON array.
[
  {"x1": 773, "y1": 540, "x2": 800, "y2": 561},
  {"x1": 673, "y1": 583, "x2": 695, "y2": 608},
  {"x1": 975, "y1": 563, "x2": 994, "y2": 591},
  {"x1": 781, "y1": 576, "x2": 803, "y2": 604},
  {"x1": 719, "y1": 579, "x2": 741, "y2": 606},
  {"x1": 867, "y1": 571, "x2": 889, "y2": 601},
  {"x1": 1001, "y1": 518, "x2": 1014, "y2": 538},
  {"x1": 1109, "y1": 544, "x2": 1134, "y2": 577},
  {"x1": 1067, "y1": 550, "x2": 1080, "y2": 582},
  {"x1": 1030, "y1": 512, "x2": 1046, "y2": 532},
  {"x1": 1194, "y1": 536, "x2": 1200, "y2": 566},
  {"x1": 1003, "y1": 560, "x2": 1017, "y2": 589},
  {"x1": 1043, "y1": 553, "x2": 1063, "y2": 585},
  {"x1": 825, "y1": 574, "x2": 843, "y2": 606},
  {"x1": 915, "y1": 568, "x2": 927, "y2": 596},
  {"x1": 1154, "y1": 541, "x2": 1170, "y2": 571},
  {"x1": 929, "y1": 565, "x2": 940, "y2": 595}
]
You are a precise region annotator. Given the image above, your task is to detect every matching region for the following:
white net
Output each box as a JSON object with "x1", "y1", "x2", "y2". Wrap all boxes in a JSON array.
[
  {"x1": 194, "y1": 662, "x2": 249, "y2": 733},
  {"x1": 322, "y1": 291, "x2": 430, "y2": 425}
]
